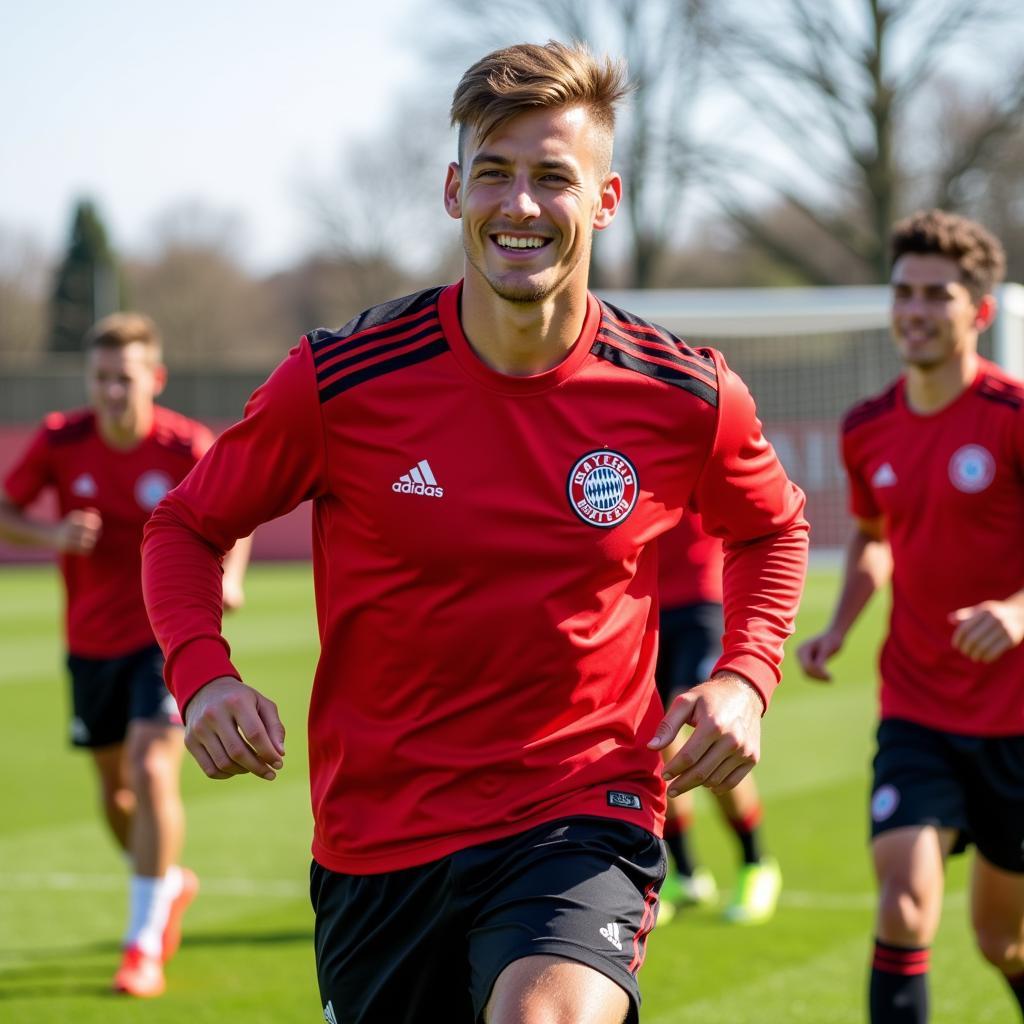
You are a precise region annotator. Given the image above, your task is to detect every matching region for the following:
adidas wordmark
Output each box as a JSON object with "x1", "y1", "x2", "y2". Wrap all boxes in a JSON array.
[{"x1": 392, "y1": 459, "x2": 444, "y2": 498}]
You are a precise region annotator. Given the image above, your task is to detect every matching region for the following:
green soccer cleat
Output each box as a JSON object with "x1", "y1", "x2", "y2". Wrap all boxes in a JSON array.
[
  {"x1": 723, "y1": 856, "x2": 781, "y2": 925},
  {"x1": 656, "y1": 866, "x2": 718, "y2": 926}
]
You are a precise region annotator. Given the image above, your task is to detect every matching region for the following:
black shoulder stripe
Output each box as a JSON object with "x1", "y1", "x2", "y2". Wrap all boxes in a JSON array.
[
  {"x1": 596, "y1": 324, "x2": 719, "y2": 386},
  {"x1": 315, "y1": 320, "x2": 443, "y2": 384},
  {"x1": 978, "y1": 376, "x2": 1024, "y2": 410},
  {"x1": 319, "y1": 338, "x2": 448, "y2": 403},
  {"x1": 310, "y1": 306, "x2": 440, "y2": 366},
  {"x1": 598, "y1": 300, "x2": 718, "y2": 382},
  {"x1": 591, "y1": 340, "x2": 718, "y2": 407},
  {"x1": 308, "y1": 287, "x2": 444, "y2": 353},
  {"x1": 842, "y1": 385, "x2": 899, "y2": 433},
  {"x1": 47, "y1": 418, "x2": 94, "y2": 446}
]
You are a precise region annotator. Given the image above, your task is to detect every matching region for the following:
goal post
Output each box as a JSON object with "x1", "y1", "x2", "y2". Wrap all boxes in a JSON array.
[{"x1": 597, "y1": 285, "x2": 1024, "y2": 551}]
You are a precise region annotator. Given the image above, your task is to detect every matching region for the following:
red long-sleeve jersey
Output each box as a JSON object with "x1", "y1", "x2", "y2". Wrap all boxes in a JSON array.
[{"x1": 143, "y1": 283, "x2": 808, "y2": 873}]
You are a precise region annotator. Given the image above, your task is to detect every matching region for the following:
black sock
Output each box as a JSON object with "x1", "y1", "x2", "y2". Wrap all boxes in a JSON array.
[
  {"x1": 727, "y1": 807, "x2": 764, "y2": 865},
  {"x1": 1003, "y1": 970, "x2": 1024, "y2": 1016},
  {"x1": 870, "y1": 939, "x2": 929, "y2": 1023},
  {"x1": 663, "y1": 817, "x2": 696, "y2": 876}
]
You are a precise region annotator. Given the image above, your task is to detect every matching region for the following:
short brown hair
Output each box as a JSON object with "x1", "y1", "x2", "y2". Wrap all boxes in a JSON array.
[
  {"x1": 890, "y1": 209, "x2": 1006, "y2": 300},
  {"x1": 84, "y1": 312, "x2": 163, "y2": 361},
  {"x1": 450, "y1": 40, "x2": 629, "y2": 168}
]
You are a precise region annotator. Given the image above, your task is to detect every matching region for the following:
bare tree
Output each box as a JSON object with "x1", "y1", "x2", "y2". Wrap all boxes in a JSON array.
[
  {"x1": 301, "y1": 94, "x2": 461, "y2": 281},
  {"x1": 429, "y1": 0, "x2": 717, "y2": 287},
  {"x1": 711, "y1": 0, "x2": 1024, "y2": 282},
  {"x1": 125, "y1": 201, "x2": 286, "y2": 367}
]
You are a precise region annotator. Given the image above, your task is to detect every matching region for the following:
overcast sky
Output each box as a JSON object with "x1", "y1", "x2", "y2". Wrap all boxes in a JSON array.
[{"x1": 1, "y1": 0, "x2": 442, "y2": 272}]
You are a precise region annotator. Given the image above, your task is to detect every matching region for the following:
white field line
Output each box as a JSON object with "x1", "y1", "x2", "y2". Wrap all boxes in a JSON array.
[
  {"x1": 0, "y1": 872, "x2": 306, "y2": 899},
  {"x1": 0, "y1": 872, "x2": 968, "y2": 911}
]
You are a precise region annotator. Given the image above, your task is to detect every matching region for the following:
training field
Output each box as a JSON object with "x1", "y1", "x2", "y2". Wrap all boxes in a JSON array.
[{"x1": 0, "y1": 563, "x2": 1015, "y2": 1022}]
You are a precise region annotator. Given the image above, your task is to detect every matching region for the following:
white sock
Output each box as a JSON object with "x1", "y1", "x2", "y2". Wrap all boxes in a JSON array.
[{"x1": 124, "y1": 867, "x2": 182, "y2": 957}]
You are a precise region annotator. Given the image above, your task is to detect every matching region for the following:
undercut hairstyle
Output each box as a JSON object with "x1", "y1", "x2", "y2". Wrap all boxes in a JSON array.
[
  {"x1": 450, "y1": 40, "x2": 629, "y2": 172},
  {"x1": 84, "y1": 312, "x2": 163, "y2": 362},
  {"x1": 890, "y1": 209, "x2": 1006, "y2": 301}
]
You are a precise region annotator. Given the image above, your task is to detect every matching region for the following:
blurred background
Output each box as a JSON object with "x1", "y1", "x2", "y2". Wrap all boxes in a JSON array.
[{"x1": 4, "y1": 0, "x2": 1024, "y2": 558}]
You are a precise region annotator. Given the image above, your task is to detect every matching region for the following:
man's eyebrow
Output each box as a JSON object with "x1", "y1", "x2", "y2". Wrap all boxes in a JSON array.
[{"x1": 469, "y1": 153, "x2": 577, "y2": 173}]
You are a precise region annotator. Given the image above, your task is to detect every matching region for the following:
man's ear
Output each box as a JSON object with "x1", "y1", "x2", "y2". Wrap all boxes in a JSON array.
[
  {"x1": 974, "y1": 293, "x2": 997, "y2": 332},
  {"x1": 444, "y1": 163, "x2": 463, "y2": 220},
  {"x1": 593, "y1": 172, "x2": 622, "y2": 231}
]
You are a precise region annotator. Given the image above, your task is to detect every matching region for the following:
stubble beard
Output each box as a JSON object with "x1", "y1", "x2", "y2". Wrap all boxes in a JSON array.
[{"x1": 464, "y1": 236, "x2": 588, "y2": 306}]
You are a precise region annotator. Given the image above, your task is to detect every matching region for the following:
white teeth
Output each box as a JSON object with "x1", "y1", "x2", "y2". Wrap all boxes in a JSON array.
[{"x1": 496, "y1": 234, "x2": 545, "y2": 249}]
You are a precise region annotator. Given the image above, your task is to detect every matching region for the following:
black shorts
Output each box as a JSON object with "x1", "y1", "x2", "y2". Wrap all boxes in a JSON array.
[
  {"x1": 66, "y1": 643, "x2": 181, "y2": 749},
  {"x1": 870, "y1": 717, "x2": 1024, "y2": 873},
  {"x1": 310, "y1": 816, "x2": 666, "y2": 1024},
  {"x1": 655, "y1": 601, "x2": 724, "y2": 705}
]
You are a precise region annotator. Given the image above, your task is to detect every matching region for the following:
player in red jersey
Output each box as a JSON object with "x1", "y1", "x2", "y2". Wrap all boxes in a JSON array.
[
  {"x1": 655, "y1": 511, "x2": 780, "y2": 926},
  {"x1": 142, "y1": 42, "x2": 808, "y2": 1024},
  {"x1": 798, "y1": 209, "x2": 1024, "y2": 1023},
  {"x1": 0, "y1": 313, "x2": 251, "y2": 998}
]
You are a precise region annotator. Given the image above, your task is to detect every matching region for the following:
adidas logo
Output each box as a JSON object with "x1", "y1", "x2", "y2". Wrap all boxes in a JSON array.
[
  {"x1": 392, "y1": 459, "x2": 444, "y2": 498},
  {"x1": 324, "y1": 999, "x2": 338, "y2": 1024},
  {"x1": 871, "y1": 462, "x2": 897, "y2": 487},
  {"x1": 600, "y1": 922, "x2": 623, "y2": 950}
]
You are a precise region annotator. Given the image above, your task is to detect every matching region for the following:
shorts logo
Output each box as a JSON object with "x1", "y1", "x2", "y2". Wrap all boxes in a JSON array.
[
  {"x1": 324, "y1": 1000, "x2": 339, "y2": 1024},
  {"x1": 600, "y1": 921, "x2": 623, "y2": 950},
  {"x1": 871, "y1": 784, "x2": 900, "y2": 822},
  {"x1": 135, "y1": 470, "x2": 174, "y2": 510},
  {"x1": 567, "y1": 450, "x2": 639, "y2": 528},
  {"x1": 607, "y1": 790, "x2": 642, "y2": 811},
  {"x1": 70, "y1": 716, "x2": 90, "y2": 743},
  {"x1": 948, "y1": 444, "x2": 995, "y2": 493}
]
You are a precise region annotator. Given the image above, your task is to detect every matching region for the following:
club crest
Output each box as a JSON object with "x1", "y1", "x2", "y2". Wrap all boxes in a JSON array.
[
  {"x1": 567, "y1": 450, "x2": 639, "y2": 528},
  {"x1": 948, "y1": 444, "x2": 995, "y2": 493}
]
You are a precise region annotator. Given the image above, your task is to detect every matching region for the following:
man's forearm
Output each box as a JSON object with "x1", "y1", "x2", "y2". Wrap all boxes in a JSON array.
[
  {"x1": 827, "y1": 529, "x2": 891, "y2": 637},
  {"x1": 0, "y1": 503, "x2": 61, "y2": 549}
]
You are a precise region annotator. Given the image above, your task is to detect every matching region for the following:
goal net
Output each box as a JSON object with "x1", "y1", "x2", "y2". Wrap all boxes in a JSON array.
[{"x1": 597, "y1": 284, "x2": 1024, "y2": 551}]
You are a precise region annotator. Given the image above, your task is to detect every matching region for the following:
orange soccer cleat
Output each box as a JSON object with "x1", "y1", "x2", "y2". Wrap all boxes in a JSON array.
[{"x1": 112, "y1": 945, "x2": 165, "y2": 997}]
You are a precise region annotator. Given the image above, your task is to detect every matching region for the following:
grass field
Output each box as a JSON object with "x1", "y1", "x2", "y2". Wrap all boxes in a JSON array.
[{"x1": 0, "y1": 562, "x2": 1016, "y2": 1022}]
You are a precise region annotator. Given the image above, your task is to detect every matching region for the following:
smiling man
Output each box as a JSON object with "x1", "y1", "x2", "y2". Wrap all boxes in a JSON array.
[
  {"x1": 0, "y1": 313, "x2": 251, "y2": 997},
  {"x1": 141, "y1": 41, "x2": 808, "y2": 1024},
  {"x1": 799, "y1": 209, "x2": 1024, "y2": 1023}
]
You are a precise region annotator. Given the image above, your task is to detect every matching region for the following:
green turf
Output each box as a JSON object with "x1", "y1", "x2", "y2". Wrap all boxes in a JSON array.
[{"x1": 0, "y1": 563, "x2": 1016, "y2": 1021}]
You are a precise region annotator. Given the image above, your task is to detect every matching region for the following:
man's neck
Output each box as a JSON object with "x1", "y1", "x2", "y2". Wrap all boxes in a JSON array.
[
  {"x1": 459, "y1": 277, "x2": 590, "y2": 376},
  {"x1": 905, "y1": 351, "x2": 978, "y2": 414},
  {"x1": 97, "y1": 409, "x2": 153, "y2": 451}
]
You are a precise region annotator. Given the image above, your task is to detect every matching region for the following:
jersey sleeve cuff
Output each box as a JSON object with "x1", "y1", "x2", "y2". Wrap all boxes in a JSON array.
[
  {"x1": 166, "y1": 636, "x2": 241, "y2": 714},
  {"x1": 711, "y1": 654, "x2": 778, "y2": 713}
]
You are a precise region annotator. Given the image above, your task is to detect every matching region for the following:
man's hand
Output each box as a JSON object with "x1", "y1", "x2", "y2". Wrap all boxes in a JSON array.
[
  {"x1": 796, "y1": 628, "x2": 844, "y2": 682},
  {"x1": 647, "y1": 672, "x2": 763, "y2": 796},
  {"x1": 949, "y1": 601, "x2": 1024, "y2": 663},
  {"x1": 183, "y1": 676, "x2": 286, "y2": 781},
  {"x1": 221, "y1": 577, "x2": 246, "y2": 613},
  {"x1": 57, "y1": 508, "x2": 102, "y2": 554}
]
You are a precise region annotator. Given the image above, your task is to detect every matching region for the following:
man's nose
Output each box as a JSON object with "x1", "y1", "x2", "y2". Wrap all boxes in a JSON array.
[{"x1": 501, "y1": 178, "x2": 541, "y2": 220}]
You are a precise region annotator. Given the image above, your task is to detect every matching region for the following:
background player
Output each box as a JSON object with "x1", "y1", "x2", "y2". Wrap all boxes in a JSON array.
[
  {"x1": 0, "y1": 312, "x2": 251, "y2": 998},
  {"x1": 656, "y1": 509, "x2": 781, "y2": 926},
  {"x1": 798, "y1": 209, "x2": 1024, "y2": 1023},
  {"x1": 142, "y1": 41, "x2": 808, "y2": 1024}
]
